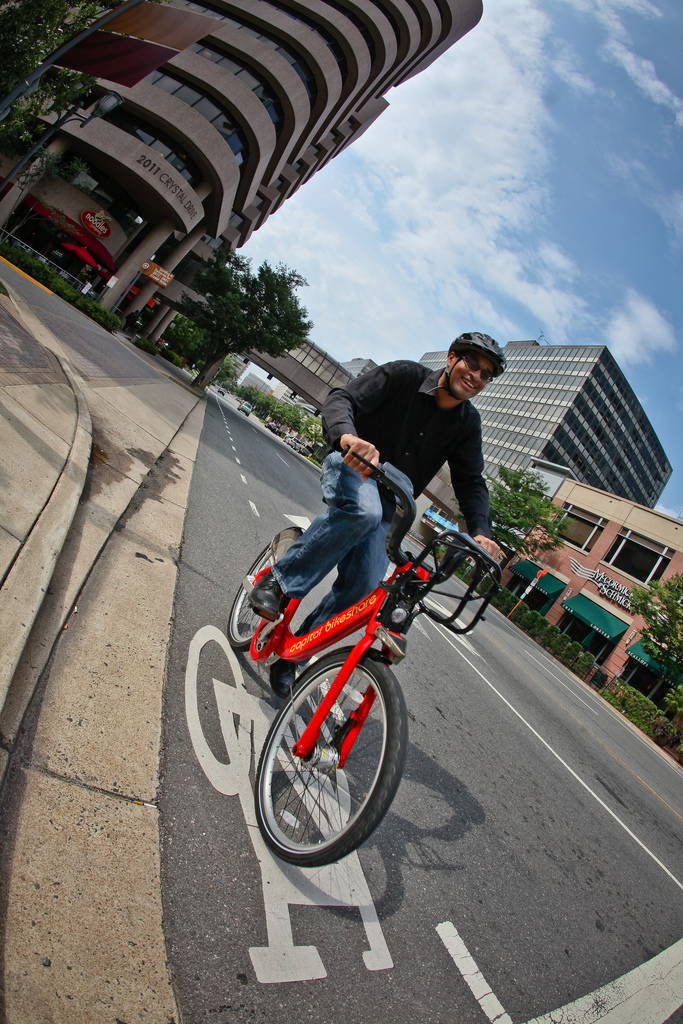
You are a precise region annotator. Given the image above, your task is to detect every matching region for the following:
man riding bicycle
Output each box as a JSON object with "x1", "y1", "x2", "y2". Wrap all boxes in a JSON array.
[{"x1": 249, "y1": 332, "x2": 506, "y2": 696}]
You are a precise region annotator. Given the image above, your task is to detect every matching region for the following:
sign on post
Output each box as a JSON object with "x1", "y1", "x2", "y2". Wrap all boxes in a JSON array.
[{"x1": 140, "y1": 260, "x2": 174, "y2": 287}]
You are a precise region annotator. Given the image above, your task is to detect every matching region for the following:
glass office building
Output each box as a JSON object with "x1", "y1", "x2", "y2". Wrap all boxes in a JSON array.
[{"x1": 420, "y1": 340, "x2": 671, "y2": 508}]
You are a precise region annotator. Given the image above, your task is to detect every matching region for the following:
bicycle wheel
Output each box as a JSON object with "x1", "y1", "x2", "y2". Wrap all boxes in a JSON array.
[
  {"x1": 227, "y1": 527, "x2": 302, "y2": 650},
  {"x1": 255, "y1": 648, "x2": 408, "y2": 866}
]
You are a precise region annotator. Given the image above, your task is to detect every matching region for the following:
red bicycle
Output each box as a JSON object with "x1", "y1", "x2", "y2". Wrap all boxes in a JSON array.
[{"x1": 227, "y1": 457, "x2": 501, "y2": 867}]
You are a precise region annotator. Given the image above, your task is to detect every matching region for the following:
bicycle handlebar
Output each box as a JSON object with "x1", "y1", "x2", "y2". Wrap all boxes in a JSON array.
[{"x1": 341, "y1": 448, "x2": 417, "y2": 566}]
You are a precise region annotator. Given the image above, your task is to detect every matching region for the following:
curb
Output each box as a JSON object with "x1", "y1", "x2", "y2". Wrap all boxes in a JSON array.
[{"x1": 0, "y1": 354, "x2": 92, "y2": 713}]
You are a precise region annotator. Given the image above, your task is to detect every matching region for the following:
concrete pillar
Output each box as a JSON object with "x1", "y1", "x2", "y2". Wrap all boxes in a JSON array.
[
  {"x1": 124, "y1": 221, "x2": 207, "y2": 316},
  {"x1": 0, "y1": 137, "x2": 71, "y2": 230},
  {"x1": 101, "y1": 217, "x2": 175, "y2": 311},
  {"x1": 148, "y1": 306, "x2": 177, "y2": 341}
]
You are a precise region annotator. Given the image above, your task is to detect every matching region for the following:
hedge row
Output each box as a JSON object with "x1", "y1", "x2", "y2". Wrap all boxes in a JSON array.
[
  {"x1": 601, "y1": 681, "x2": 681, "y2": 747},
  {"x1": 0, "y1": 243, "x2": 120, "y2": 331},
  {"x1": 133, "y1": 335, "x2": 184, "y2": 366}
]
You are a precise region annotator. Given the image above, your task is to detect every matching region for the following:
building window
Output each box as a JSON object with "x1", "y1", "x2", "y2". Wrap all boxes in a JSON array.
[
  {"x1": 559, "y1": 504, "x2": 606, "y2": 552},
  {"x1": 603, "y1": 529, "x2": 673, "y2": 584},
  {"x1": 146, "y1": 69, "x2": 248, "y2": 165},
  {"x1": 188, "y1": 41, "x2": 285, "y2": 133},
  {"x1": 103, "y1": 106, "x2": 202, "y2": 186}
]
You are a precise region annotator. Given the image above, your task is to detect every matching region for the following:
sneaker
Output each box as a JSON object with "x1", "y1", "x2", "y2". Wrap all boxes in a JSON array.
[
  {"x1": 249, "y1": 571, "x2": 288, "y2": 621},
  {"x1": 270, "y1": 659, "x2": 297, "y2": 699}
]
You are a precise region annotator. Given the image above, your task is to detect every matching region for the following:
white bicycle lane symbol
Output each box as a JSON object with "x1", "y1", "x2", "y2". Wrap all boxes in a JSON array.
[
  {"x1": 185, "y1": 625, "x2": 683, "y2": 1022},
  {"x1": 184, "y1": 624, "x2": 393, "y2": 984}
]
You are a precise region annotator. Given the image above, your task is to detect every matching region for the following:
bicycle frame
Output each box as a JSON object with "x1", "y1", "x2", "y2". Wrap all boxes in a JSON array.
[{"x1": 248, "y1": 559, "x2": 427, "y2": 765}]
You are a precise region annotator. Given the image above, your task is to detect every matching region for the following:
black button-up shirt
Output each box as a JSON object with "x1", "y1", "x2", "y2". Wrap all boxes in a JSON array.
[{"x1": 322, "y1": 360, "x2": 491, "y2": 537}]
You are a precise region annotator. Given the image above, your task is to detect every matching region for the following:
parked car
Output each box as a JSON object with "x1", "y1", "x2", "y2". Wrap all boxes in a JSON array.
[
  {"x1": 217, "y1": 387, "x2": 226, "y2": 396},
  {"x1": 266, "y1": 421, "x2": 282, "y2": 435},
  {"x1": 239, "y1": 402, "x2": 252, "y2": 416}
]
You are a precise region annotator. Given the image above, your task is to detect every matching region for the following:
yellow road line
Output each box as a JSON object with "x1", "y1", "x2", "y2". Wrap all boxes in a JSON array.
[{"x1": 0, "y1": 254, "x2": 53, "y2": 294}]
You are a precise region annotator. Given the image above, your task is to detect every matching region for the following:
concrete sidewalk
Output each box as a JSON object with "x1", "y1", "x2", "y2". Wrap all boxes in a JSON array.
[{"x1": 0, "y1": 268, "x2": 207, "y2": 1020}]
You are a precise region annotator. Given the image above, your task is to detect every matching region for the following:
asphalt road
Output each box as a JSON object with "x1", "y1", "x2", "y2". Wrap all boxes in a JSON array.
[{"x1": 160, "y1": 393, "x2": 683, "y2": 1024}]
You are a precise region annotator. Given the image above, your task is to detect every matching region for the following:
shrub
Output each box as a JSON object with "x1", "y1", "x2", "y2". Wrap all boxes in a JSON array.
[
  {"x1": 134, "y1": 335, "x2": 158, "y2": 355},
  {"x1": 573, "y1": 651, "x2": 595, "y2": 676},
  {"x1": 601, "y1": 682, "x2": 661, "y2": 738},
  {"x1": 548, "y1": 631, "x2": 573, "y2": 660},
  {"x1": 564, "y1": 640, "x2": 585, "y2": 666},
  {"x1": 0, "y1": 243, "x2": 119, "y2": 329},
  {"x1": 159, "y1": 347, "x2": 182, "y2": 366},
  {"x1": 511, "y1": 602, "x2": 534, "y2": 629},
  {"x1": 491, "y1": 587, "x2": 516, "y2": 615}
]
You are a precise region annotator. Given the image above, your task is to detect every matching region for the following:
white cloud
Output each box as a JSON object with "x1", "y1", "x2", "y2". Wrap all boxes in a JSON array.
[
  {"x1": 605, "y1": 289, "x2": 676, "y2": 363},
  {"x1": 604, "y1": 39, "x2": 683, "y2": 126},
  {"x1": 551, "y1": 42, "x2": 596, "y2": 95}
]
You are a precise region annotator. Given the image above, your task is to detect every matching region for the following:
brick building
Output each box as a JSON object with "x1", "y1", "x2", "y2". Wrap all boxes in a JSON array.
[{"x1": 501, "y1": 478, "x2": 683, "y2": 700}]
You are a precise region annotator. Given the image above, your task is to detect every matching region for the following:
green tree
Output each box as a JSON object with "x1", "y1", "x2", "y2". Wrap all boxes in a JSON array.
[
  {"x1": 160, "y1": 313, "x2": 206, "y2": 364},
  {"x1": 487, "y1": 466, "x2": 567, "y2": 560},
  {"x1": 0, "y1": 2, "x2": 105, "y2": 152},
  {"x1": 179, "y1": 250, "x2": 312, "y2": 390},
  {"x1": 214, "y1": 354, "x2": 240, "y2": 384},
  {"x1": 630, "y1": 573, "x2": 683, "y2": 703}
]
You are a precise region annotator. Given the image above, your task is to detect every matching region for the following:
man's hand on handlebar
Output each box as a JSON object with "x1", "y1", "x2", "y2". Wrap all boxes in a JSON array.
[
  {"x1": 340, "y1": 434, "x2": 380, "y2": 480},
  {"x1": 473, "y1": 534, "x2": 503, "y2": 561}
]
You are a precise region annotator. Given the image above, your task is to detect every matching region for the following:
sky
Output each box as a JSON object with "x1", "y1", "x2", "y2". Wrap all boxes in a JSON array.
[{"x1": 241, "y1": 0, "x2": 682, "y2": 517}]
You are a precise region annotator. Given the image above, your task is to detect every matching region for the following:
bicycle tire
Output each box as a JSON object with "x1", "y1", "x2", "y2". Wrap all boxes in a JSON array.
[
  {"x1": 255, "y1": 648, "x2": 408, "y2": 866},
  {"x1": 227, "y1": 527, "x2": 303, "y2": 650}
]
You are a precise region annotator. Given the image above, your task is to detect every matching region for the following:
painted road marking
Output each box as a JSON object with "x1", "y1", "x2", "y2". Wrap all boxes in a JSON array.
[
  {"x1": 249, "y1": 501, "x2": 260, "y2": 517},
  {"x1": 276, "y1": 453, "x2": 288, "y2": 464},
  {"x1": 437, "y1": 921, "x2": 683, "y2": 1024},
  {"x1": 437, "y1": 922, "x2": 512, "y2": 1024},
  {"x1": 284, "y1": 515, "x2": 312, "y2": 530},
  {"x1": 413, "y1": 619, "x2": 431, "y2": 640},
  {"x1": 184, "y1": 625, "x2": 393, "y2": 982},
  {"x1": 444, "y1": 643, "x2": 683, "y2": 892},
  {"x1": 232, "y1": 445, "x2": 236, "y2": 451},
  {"x1": 241, "y1": 475, "x2": 247, "y2": 484},
  {"x1": 235, "y1": 457, "x2": 241, "y2": 465},
  {"x1": 525, "y1": 650, "x2": 599, "y2": 715}
]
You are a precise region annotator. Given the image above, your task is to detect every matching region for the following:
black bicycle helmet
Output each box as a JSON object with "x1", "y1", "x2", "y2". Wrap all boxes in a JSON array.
[{"x1": 449, "y1": 332, "x2": 506, "y2": 377}]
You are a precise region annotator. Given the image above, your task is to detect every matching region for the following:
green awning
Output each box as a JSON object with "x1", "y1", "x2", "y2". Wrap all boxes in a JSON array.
[
  {"x1": 626, "y1": 641, "x2": 683, "y2": 684},
  {"x1": 561, "y1": 593, "x2": 629, "y2": 641},
  {"x1": 626, "y1": 640, "x2": 660, "y2": 672},
  {"x1": 511, "y1": 561, "x2": 566, "y2": 599}
]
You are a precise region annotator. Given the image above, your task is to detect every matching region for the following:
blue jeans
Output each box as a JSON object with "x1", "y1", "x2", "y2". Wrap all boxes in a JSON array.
[{"x1": 271, "y1": 452, "x2": 392, "y2": 639}]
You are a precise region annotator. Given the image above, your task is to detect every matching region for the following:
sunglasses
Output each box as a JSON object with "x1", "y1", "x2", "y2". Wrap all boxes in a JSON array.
[{"x1": 457, "y1": 352, "x2": 495, "y2": 383}]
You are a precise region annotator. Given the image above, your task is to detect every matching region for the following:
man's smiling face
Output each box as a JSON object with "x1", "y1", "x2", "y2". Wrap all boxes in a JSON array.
[{"x1": 437, "y1": 349, "x2": 495, "y2": 406}]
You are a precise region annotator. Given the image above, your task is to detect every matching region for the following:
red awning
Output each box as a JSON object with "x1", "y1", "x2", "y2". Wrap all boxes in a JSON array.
[
  {"x1": 23, "y1": 195, "x2": 116, "y2": 272},
  {"x1": 54, "y1": 31, "x2": 178, "y2": 88},
  {"x1": 61, "y1": 242, "x2": 101, "y2": 268}
]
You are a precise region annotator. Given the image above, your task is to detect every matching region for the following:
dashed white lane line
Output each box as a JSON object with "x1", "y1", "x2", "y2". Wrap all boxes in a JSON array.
[
  {"x1": 231, "y1": 445, "x2": 236, "y2": 451},
  {"x1": 284, "y1": 515, "x2": 312, "y2": 530},
  {"x1": 235, "y1": 457, "x2": 241, "y2": 465},
  {"x1": 249, "y1": 501, "x2": 260, "y2": 517},
  {"x1": 437, "y1": 922, "x2": 683, "y2": 1024},
  {"x1": 441, "y1": 640, "x2": 683, "y2": 892},
  {"x1": 241, "y1": 474, "x2": 247, "y2": 484},
  {"x1": 276, "y1": 453, "x2": 288, "y2": 464},
  {"x1": 437, "y1": 923, "x2": 512, "y2": 1024}
]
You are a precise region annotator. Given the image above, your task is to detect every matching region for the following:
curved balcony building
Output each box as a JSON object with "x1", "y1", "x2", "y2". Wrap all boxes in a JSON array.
[{"x1": 0, "y1": 0, "x2": 482, "y2": 324}]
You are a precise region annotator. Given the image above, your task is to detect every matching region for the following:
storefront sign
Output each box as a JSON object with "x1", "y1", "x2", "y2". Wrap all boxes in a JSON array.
[
  {"x1": 80, "y1": 210, "x2": 111, "y2": 238},
  {"x1": 141, "y1": 260, "x2": 174, "y2": 287},
  {"x1": 135, "y1": 153, "x2": 200, "y2": 220},
  {"x1": 569, "y1": 557, "x2": 632, "y2": 610}
]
